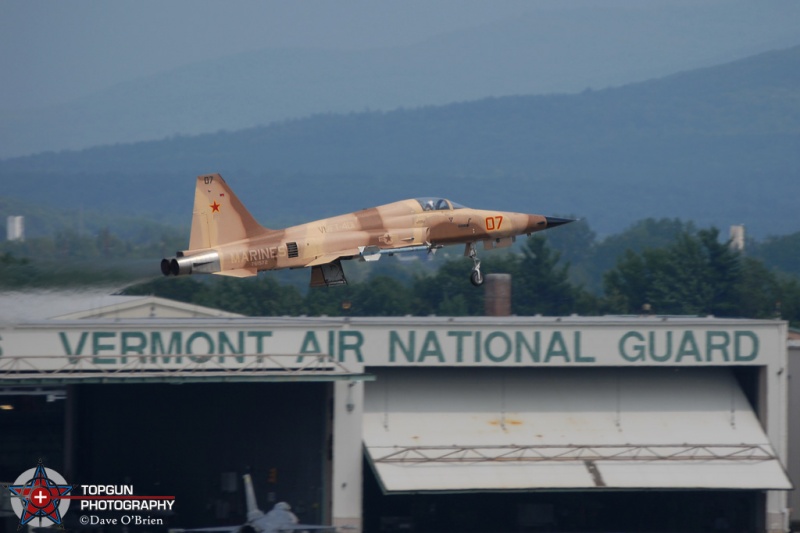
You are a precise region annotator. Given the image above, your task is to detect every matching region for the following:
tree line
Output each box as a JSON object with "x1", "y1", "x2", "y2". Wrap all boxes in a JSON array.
[
  {"x1": 2, "y1": 218, "x2": 798, "y2": 326},
  {"x1": 121, "y1": 226, "x2": 800, "y2": 326}
]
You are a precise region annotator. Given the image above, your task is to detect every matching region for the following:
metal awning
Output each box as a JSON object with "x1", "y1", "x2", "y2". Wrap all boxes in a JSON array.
[{"x1": 363, "y1": 367, "x2": 792, "y2": 492}]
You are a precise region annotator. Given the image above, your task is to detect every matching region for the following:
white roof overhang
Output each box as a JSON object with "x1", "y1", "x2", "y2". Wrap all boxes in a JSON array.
[{"x1": 363, "y1": 367, "x2": 792, "y2": 492}]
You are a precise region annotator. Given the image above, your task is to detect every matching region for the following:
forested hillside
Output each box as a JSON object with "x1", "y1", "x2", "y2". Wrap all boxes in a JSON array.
[
  {"x1": 116, "y1": 229, "x2": 800, "y2": 326},
  {"x1": 1, "y1": 46, "x2": 799, "y2": 237}
]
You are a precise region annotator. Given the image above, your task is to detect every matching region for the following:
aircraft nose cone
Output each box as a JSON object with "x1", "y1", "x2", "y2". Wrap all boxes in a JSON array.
[{"x1": 545, "y1": 216, "x2": 576, "y2": 228}]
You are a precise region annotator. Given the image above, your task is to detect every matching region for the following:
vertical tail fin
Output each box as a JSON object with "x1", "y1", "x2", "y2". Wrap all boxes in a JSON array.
[
  {"x1": 243, "y1": 474, "x2": 264, "y2": 522},
  {"x1": 189, "y1": 174, "x2": 268, "y2": 250}
]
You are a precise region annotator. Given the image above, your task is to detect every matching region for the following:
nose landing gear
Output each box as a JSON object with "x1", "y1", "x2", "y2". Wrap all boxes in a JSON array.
[{"x1": 466, "y1": 242, "x2": 484, "y2": 286}]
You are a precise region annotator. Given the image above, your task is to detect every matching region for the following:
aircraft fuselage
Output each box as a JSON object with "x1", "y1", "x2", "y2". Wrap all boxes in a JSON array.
[
  {"x1": 209, "y1": 199, "x2": 547, "y2": 273},
  {"x1": 161, "y1": 174, "x2": 573, "y2": 286}
]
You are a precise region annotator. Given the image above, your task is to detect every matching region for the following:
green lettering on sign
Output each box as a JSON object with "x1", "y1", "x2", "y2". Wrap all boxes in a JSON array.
[
  {"x1": 297, "y1": 331, "x2": 322, "y2": 362},
  {"x1": 649, "y1": 331, "x2": 672, "y2": 362},
  {"x1": 92, "y1": 332, "x2": 117, "y2": 364},
  {"x1": 619, "y1": 331, "x2": 645, "y2": 362},
  {"x1": 150, "y1": 331, "x2": 183, "y2": 363},
  {"x1": 544, "y1": 332, "x2": 570, "y2": 362},
  {"x1": 247, "y1": 331, "x2": 272, "y2": 354},
  {"x1": 300, "y1": 331, "x2": 322, "y2": 354},
  {"x1": 675, "y1": 332, "x2": 701, "y2": 362},
  {"x1": 419, "y1": 331, "x2": 445, "y2": 362},
  {"x1": 706, "y1": 331, "x2": 730, "y2": 362},
  {"x1": 735, "y1": 331, "x2": 759, "y2": 361},
  {"x1": 59, "y1": 331, "x2": 89, "y2": 364},
  {"x1": 447, "y1": 331, "x2": 472, "y2": 363},
  {"x1": 474, "y1": 331, "x2": 482, "y2": 362},
  {"x1": 485, "y1": 332, "x2": 511, "y2": 362},
  {"x1": 121, "y1": 332, "x2": 147, "y2": 355},
  {"x1": 574, "y1": 332, "x2": 594, "y2": 363},
  {"x1": 514, "y1": 331, "x2": 540, "y2": 363},
  {"x1": 186, "y1": 331, "x2": 214, "y2": 362},
  {"x1": 338, "y1": 331, "x2": 364, "y2": 362},
  {"x1": 389, "y1": 331, "x2": 415, "y2": 363},
  {"x1": 219, "y1": 331, "x2": 245, "y2": 362}
]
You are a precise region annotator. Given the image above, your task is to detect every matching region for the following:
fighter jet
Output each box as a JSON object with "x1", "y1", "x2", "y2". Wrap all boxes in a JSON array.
[
  {"x1": 170, "y1": 474, "x2": 336, "y2": 533},
  {"x1": 161, "y1": 174, "x2": 574, "y2": 287}
]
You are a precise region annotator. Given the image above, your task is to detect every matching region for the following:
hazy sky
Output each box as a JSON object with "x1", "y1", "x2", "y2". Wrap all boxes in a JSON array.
[
  {"x1": 0, "y1": 0, "x2": 560, "y2": 110},
  {"x1": 2, "y1": 0, "x2": 793, "y2": 114}
]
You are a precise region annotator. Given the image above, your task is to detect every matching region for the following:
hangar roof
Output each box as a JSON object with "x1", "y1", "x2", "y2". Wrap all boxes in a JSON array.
[{"x1": 0, "y1": 290, "x2": 242, "y2": 322}]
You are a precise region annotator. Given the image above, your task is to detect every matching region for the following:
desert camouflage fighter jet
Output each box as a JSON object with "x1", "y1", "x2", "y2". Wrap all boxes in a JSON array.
[{"x1": 160, "y1": 174, "x2": 574, "y2": 287}]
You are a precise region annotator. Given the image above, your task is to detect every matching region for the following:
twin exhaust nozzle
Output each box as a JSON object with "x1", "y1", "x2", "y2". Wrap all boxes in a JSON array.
[{"x1": 160, "y1": 251, "x2": 221, "y2": 276}]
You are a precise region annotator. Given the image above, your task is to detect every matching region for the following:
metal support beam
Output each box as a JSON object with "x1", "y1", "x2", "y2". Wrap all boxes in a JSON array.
[
  {"x1": 0, "y1": 353, "x2": 374, "y2": 385},
  {"x1": 370, "y1": 444, "x2": 778, "y2": 464}
]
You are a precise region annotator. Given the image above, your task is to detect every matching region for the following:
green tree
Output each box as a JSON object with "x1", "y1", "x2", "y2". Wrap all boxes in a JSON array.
[
  {"x1": 197, "y1": 277, "x2": 304, "y2": 316},
  {"x1": 0, "y1": 252, "x2": 31, "y2": 288},
  {"x1": 589, "y1": 218, "x2": 695, "y2": 293},
  {"x1": 541, "y1": 217, "x2": 596, "y2": 288},
  {"x1": 412, "y1": 259, "x2": 484, "y2": 316},
  {"x1": 303, "y1": 285, "x2": 359, "y2": 316},
  {"x1": 752, "y1": 231, "x2": 800, "y2": 277},
  {"x1": 604, "y1": 228, "x2": 742, "y2": 316},
  {"x1": 603, "y1": 249, "x2": 656, "y2": 314},
  {"x1": 776, "y1": 277, "x2": 800, "y2": 327},
  {"x1": 514, "y1": 236, "x2": 577, "y2": 316},
  {"x1": 737, "y1": 257, "x2": 781, "y2": 319},
  {"x1": 699, "y1": 229, "x2": 741, "y2": 316},
  {"x1": 351, "y1": 276, "x2": 415, "y2": 316}
]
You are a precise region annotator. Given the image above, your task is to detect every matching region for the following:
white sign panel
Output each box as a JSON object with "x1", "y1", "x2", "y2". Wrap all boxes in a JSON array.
[{"x1": 0, "y1": 318, "x2": 786, "y2": 378}]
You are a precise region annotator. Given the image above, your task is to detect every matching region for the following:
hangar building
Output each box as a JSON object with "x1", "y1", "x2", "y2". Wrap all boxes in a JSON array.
[{"x1": 0, "y1": 295, "x2": 795, "y2": 533}]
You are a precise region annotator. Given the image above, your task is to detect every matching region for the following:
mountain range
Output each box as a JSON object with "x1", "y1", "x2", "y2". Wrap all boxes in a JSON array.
[
  {"x1": 1, "y1": 44, "x2": 798, "y2": 239},
  {"x1": 2, "y1": 2, "x2": 799, "y2": 158}
]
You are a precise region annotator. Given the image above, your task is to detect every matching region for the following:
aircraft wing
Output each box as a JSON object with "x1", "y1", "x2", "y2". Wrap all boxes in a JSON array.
[
  {"x1": 305, "y1": 242, "x2": 427, "y2": 267},
  {"x1": 305, "y1": 254, "x2": 349, "y2": 267}
]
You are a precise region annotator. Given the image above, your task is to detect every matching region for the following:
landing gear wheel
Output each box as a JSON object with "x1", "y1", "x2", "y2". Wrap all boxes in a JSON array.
[
  {"x1": 470, "y1": 269, "x2": 484, "y2": 287},
  {"x1": 466, "y1": 242, "x2": 484, "y2": 287}
]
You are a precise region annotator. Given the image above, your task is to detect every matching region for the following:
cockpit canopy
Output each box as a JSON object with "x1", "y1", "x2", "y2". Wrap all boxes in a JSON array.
[{"x1": 416, "y1": 198, "x2": 466, "y2": 211}]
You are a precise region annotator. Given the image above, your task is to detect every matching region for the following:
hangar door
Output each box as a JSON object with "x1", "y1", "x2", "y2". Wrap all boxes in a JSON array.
[
  {"x1": 363, "y1": 367, "x2": 791, "y2": 492},
  {"x1": 73, "y1": 382, "x2": 330, "y2": 529}
]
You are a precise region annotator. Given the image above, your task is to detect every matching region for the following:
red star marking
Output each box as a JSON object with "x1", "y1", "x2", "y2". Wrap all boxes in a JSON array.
[{"x1": 210, "y1": 201, "x2": 221, "y2": 213}]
